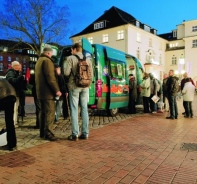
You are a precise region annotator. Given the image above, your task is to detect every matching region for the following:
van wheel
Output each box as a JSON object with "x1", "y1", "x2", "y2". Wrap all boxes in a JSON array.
[{"x1": 109, "y1": 108, "x2": 119, "y2": 116}]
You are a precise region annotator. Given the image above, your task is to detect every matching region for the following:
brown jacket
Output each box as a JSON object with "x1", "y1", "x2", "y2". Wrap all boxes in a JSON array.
[{"x1": 35, "y1": 54, "x2": 59, "y2": 100}]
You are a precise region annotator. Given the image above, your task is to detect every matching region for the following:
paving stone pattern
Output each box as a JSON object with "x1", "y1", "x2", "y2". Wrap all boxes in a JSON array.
[{"x1": 0, "y1": 96, "x2": 197, "y2": 183}]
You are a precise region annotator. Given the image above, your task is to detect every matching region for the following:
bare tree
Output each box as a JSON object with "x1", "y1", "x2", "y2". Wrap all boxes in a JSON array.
[{"x1": 0, "y1": 0, "x2": 70, "y2": 55}]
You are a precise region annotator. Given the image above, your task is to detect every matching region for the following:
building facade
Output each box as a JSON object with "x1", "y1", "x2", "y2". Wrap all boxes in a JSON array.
[
  {"x1": 70, "y1": 6, "x2": 197, "y2": 83},
  {"x1": 0, "y1": 40, "x2": 38, "y2": 76}
]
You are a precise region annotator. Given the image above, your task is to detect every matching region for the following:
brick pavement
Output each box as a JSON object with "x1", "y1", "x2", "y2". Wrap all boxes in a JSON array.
[{"x1": 0, "y1": 96, "x2": 197, "y2": 183}]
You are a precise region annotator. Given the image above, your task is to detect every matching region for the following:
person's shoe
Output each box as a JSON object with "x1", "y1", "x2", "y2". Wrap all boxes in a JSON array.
[
  {"x1": 79, "y1": 134, "x2": 88, "y2": 140},
  {"x1": 8, "y1": 146, "x2": 17, "y2": 151},
  {"x1": 184, "y1": 116, "x2": 189, "y2": 118},
  {"x1": 182, "y1": 112, "x2": 185, "y2": 115},
  {"x1": 166, "y1": 116, "x2": 175, "y2": 120},
  {"x1": 68, "y1": 135, "x2": 78, "y2": 141},
  {"x1": 44, "y1": 134, "x2": 58, "y2": 141},
  {"x1": 175, "y1": 116, "x2": 178, "y2": 119},
  {"x1": 152, "y1": 111, "x2": 157, "y2": 114}
]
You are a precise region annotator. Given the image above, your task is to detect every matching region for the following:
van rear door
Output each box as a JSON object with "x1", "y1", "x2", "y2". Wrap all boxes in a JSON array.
[
  {"x1": 106, "y1": 47, "x2": 129, "y2": 114},
  {"x1": 81, "y1": 38, "x2": 95, "y2": 105}
]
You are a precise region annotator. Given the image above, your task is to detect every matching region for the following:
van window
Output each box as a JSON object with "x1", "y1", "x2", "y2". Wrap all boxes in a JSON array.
[{"x1": 110, "y1": 60, "x2": 126, "y2": 79}]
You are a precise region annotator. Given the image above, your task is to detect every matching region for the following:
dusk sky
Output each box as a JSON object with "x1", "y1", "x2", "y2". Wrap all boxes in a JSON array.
[
  {"x1": 0, "y1": 0, "x2": 197, "y2": 45},
  {"x1": 59, "y1": 0, "x2": 197, "y2": 44}
]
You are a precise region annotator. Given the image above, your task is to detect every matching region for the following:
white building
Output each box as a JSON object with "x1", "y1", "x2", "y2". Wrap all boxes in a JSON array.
[{"x1": 70, "y1": 6, "x2": 197, "y2": 83}]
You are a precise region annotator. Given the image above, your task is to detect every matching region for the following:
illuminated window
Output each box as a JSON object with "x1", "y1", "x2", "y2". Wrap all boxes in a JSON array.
[
  {"x1": 117, "y1": 30, "x2": 124, "y2": 40},
  {"x1": 88, "y1": 37, "x2": 93, "y2": 44},
  {"x1": 8, "y1": 56, "x2": 11, "y2": 62},
  {"x1": 137, "y1": 33, "x2": 141, "y2": 42},
  {"x1": 103, "y1": 34, "x2": 108, "y2": 43},
  {"x1": 0, "y1": 56, "x2": 3, "y2": 61}
]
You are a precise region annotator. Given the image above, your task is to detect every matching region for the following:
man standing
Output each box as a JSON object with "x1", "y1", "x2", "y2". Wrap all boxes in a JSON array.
[
  {"x1": 149, "y1": 73, "x2": 158, "y2": 113},
  {"x1": 35, "y1": 46, "x2": 61, "y2": 141},
  {"x1": 0, "y1": 79, "x2": 17, "y2": 151},
  {"x1": 64, "y1": 43, "x2": 93, "y2": 141},
  {"x1": 6, "y1": 61, "x2": 25, "y2": 127},
  {"x1": 162, "y1": 73, "x2": 169, "y2": 111},
  {"x1": 128, "y1": 74, "x2": 137, "y2": 114},
  {"x1": 166, "y1": 70, "x2": 179, "y2": 120}
]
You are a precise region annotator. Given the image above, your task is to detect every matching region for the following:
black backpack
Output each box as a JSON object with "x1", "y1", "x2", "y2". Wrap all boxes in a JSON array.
[{"x1": 73, "y1": 55, "x2": 92, "y2": 88}]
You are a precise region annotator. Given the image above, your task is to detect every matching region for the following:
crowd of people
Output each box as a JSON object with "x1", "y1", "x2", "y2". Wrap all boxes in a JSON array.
[
  {"x1": 0, "y1": 43, "x2": 93, "y2": 150},
  {"x1": 128, "y1": 70, "x2": 196, "y2": 120},
  {"x1": 0, "y1": 42, "x2": 196, "y2": 151}
]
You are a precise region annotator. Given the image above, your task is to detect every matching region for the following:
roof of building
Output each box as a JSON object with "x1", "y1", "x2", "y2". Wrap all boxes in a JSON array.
[
  {"x1": 158, "y1": 32, "x2": 177, "y2": 41},
  {"x1": 70, "y1": 6, "x2": 137, "y2": 38}
]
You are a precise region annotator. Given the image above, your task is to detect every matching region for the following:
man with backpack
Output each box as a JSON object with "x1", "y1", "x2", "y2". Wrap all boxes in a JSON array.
[{"x1": 64, "y1": 43, "x2": 93, "y2": 141}]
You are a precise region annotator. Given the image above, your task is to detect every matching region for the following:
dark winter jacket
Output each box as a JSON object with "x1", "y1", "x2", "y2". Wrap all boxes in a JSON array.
[
  {"x1": 166, "y1": 75, "x2": 179, "y2": 96},
  {"x1": 5, "y1": 68, "x2": 25, "y2": 97},
  {"x1": 0, "y1": 79, "x2": 16, "y2": 100},
  {"x1": 129, "y1": 78, "x2": 137, "y2": 100},
  {"x1": 35, "y1": 54, "x2": 60, "y2": 100}
]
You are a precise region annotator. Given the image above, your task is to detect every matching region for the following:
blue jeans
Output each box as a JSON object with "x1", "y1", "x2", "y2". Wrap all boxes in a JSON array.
[
  {"x1": 183, "y1": 101, "x2": 193, "y2": 117},
  {"x1": 55, "y1": 100, "x2": 63, "y2": 122},
  {"x1": 69, "y1": 88, "x2": 89, "y2": 136},
  {"x1": 168, "y1": 95, "x2": 178, "y2": 118}
]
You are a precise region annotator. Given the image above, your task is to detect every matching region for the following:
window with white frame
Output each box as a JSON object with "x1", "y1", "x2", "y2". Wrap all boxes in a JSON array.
[
  {"x1": 88, "y1": 37, "x2": 93, "y2": 44},
  {"x1": 8, "y1": 56, "x2": 11, "y2": 62},
  {"x1": 192, "y1": 40, "x2": 197, "y2": 47},
  {"x1": 94, "y1": 21, "x2": 105, "y2": 30},
  {"x1": 136, "y1": 21, "x2": 140, "y2": 27},
  {"x1": 173, "y1": 30, "x2": 177, "y2": 37},
  {"x1": 0, "y1": 63, "x2": 3, "y2": 71},
  {"x1": 103, "y1": 34, "x2": 108, "y2": 43},
  {"x1": 0, "y1": 55, "x2": 3, "y2": 61},
  {"x1": 117, "y1": 30, "x2": 124, "y2": 40},
  {"x1": 144, "y1": 25, "x2": 150, "y2": 32},
  {"x1": 192, "y1": 26, "x2": 197, "y2": 32},
  {"x1": 172, "y1": 55, "x2": 177, "y2": 65},
  {"x1": 136, "y1": 33, "x2": 141, "y2": 42}
]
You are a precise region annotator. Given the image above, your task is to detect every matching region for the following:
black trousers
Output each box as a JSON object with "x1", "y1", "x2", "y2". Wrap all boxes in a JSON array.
[
  {"x1": 183, "y1": 101, "x2": 193, "y2": 117},
  {"x1": 33, "y1": 96, "x2": 41, "y2": 127},
  {"x1": 0, "y1": 96, "x2": 17, "y2": 149},
  {"x1": 143, "y1": 96, "x2": 150, "y2": 113}
]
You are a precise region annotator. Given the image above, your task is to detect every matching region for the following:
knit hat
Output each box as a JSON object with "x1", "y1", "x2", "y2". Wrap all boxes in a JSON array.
[{"x1": 11, "y1": 61, "x2": 20, "y2": 67}]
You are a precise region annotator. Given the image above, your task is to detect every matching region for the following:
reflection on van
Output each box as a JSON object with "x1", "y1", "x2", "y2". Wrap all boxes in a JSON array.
[{"x1": 59, "y1": 38, "x2": 144, "y2": 116}]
